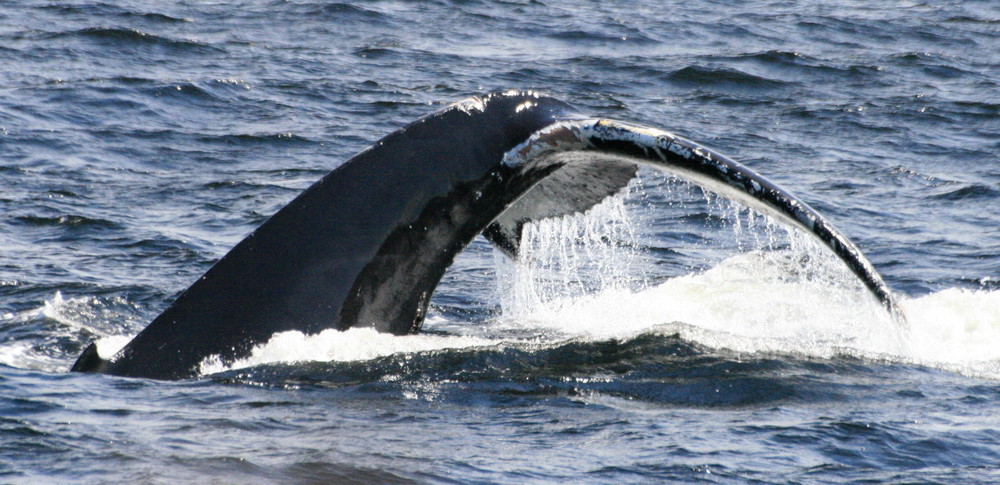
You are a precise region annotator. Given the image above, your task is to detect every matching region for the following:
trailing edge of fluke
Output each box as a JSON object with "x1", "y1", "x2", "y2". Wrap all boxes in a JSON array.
[{"x1": 71, "y1": 90, "x2": 903, "y2": 380}]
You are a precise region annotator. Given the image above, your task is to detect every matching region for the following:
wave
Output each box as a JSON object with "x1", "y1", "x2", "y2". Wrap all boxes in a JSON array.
[
  {"x1": 546, "y1": 28, "x2": 657, "y2": 45},
  {"x1": 888, "y1": 51, "x2": 977, "y2": 79},
  {"x1": 11, "y1": 214, "x2": 120, "y2": 231},
  {"x1": 287, "y1": 2, "x2": 387, "y2": 21},
  {"x1": 712, "y1": 50, "x2": 884, "y2": 81},
  {"x1": 71, "y1": 27, "x2": 216, "y2": 52},
  {"x1": 944, "y1": 15, "x2": 1000, "y2": 26},
  {"x1": 197, "y1": 132, "x2": 314, "y2": 145},
  {"x1": 37, "y1": 4, "x2": 190, "y2": 24},
  {"x1": 666, "y1": 65, "x2": 791, "y2": 91},
  {"x1": 928, "y1": 183, "x2": 1000, "y2": 202}
]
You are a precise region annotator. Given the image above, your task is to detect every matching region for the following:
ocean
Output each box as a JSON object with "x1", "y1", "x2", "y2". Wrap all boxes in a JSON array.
[{"x1": 1, "y1": 0, "x2": 999, "y2": 483}]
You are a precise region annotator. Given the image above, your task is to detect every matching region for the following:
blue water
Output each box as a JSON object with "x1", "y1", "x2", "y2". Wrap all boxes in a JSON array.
[{"x1": 2, "y1": 1, "x2": 1000, "y2": 483}]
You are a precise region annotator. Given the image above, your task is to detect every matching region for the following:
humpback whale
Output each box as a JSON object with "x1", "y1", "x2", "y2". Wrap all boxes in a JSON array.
[{"x1": 71, "y1": 90, "x2": 902, "y2": 380}]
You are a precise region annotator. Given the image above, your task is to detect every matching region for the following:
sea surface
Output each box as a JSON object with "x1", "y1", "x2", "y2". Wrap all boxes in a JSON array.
[{"x1": 2, "y1": 1, "x2": 999, "y2": 483}]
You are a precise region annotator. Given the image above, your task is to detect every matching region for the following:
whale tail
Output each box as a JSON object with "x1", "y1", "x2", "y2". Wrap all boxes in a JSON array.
[{"x1": 71, "y1": 91, "x2": 902, "y2": 380}]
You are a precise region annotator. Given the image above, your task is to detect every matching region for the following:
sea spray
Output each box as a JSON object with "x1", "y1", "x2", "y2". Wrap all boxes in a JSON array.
[
  {"x1": 492, "y1": 175, "x2": 907, "y2": 359},
  {"x1": 494, "y1": 190, "x2": 644, "y2": 321}
]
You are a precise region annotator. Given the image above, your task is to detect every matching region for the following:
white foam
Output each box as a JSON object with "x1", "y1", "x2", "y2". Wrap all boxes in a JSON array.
[
  {"x1": 0, "y1": 342, "x2": 42, "y2": 370},
  {"x1": 199, "y1": 327, "x2": 494, "y2": 375},
  {"x1": 492, "y1": 248, "x2": 901, "y2": 356},
  {"x1": 901, "y1": 289, "x2": 1000, "y2": 369}
]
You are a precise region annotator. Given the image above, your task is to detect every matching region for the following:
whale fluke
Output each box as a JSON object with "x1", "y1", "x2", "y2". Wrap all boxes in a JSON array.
[{"x1": 72, "y1": 91, "x2": 901, "y2": 380}]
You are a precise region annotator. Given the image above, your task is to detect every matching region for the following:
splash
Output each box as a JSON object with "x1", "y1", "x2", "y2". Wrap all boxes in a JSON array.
[
  {"x1": 493, "y1": 216, "x2": 903, "y2": 358},
  {"x1": 901, "y1": 289, "x2": 1000, "y2": 376},
  {"x1": 494, "y1": 192, "x2": 644, "y2": 319},
  {"x1": 0, "y1": 291, "x2": 139, "y2": 371},
  {"x1": 486, "y1": 178, "x2": 1000, "y2": 378}
]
